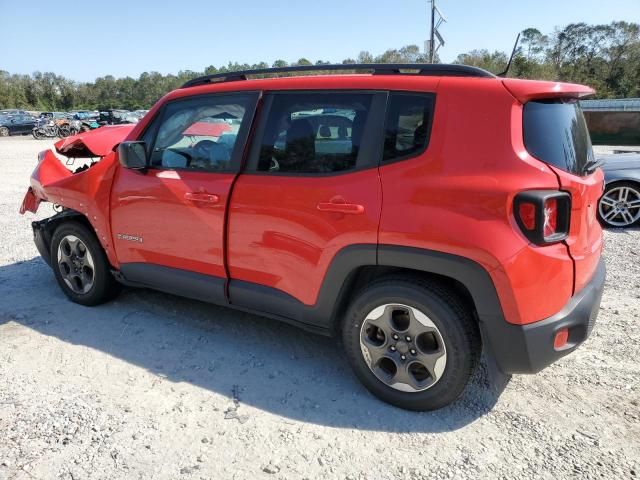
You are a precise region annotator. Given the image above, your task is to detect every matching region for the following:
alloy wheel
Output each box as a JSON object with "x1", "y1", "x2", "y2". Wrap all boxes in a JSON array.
[
  {"x1": 359, "y1": 303, "x2": 447, "y2": 392},
  {"x1": 599, "y1": 185, "x2": 640, "y2": 227},
  {"x1": 57, "y1": 235, "x2": 95, "y2": 294}
]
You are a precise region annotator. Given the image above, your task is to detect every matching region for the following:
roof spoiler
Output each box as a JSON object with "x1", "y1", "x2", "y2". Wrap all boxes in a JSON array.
[{"x1": 502, "y1": 79, "x2": 595, "y2": 103}]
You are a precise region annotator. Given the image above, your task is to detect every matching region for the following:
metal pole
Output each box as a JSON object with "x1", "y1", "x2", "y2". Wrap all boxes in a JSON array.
[{"x1": 429, "y1": 0, "x2": 436, "y2": 63}]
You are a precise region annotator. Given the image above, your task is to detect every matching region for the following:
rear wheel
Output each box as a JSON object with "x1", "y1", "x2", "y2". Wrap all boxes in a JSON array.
[
  {"x1": 50, "y1": 221, "x2": 119, "y2": 306},
  {"x1": 598, "y1": 182, "x2": 640, "y2": 228},
  {"x1": 341, "y1": 277, "x2": 480, "y2": 411}
]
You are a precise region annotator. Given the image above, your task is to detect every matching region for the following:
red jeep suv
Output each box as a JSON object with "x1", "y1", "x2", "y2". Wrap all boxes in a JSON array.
[{"x1": 20, "y1": 64, "x2": 605, "y2": 411}]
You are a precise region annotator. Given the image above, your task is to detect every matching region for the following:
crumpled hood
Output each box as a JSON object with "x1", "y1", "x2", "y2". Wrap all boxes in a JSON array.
[{"x1": 54, "y1": 124, "x2": 135, "y2": 157}]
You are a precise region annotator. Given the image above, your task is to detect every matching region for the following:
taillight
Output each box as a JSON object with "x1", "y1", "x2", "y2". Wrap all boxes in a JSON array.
[
  {"x1": 514, "y1": 191, "x2": 571, "y2": 245},
  {"x1": 518, "y1": 203, "x2": 536, "y2": 230},
  {"x1": 543, "y1": 198, "x2": 558, "y2": 238}
]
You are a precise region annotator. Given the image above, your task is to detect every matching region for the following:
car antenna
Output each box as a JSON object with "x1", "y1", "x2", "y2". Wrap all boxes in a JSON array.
[{"x1": 497, "y1": 32, "x2": 521, "y2": 78}]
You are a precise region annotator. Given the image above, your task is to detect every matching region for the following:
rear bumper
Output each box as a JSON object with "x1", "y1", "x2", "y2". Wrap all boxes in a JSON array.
[{"x1": 483, "y1": 258, "x2": 606, "y2": 374}]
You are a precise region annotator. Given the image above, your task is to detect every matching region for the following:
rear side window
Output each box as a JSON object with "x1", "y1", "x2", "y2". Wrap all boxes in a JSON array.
[
  {"x1": 257, "y1": 92, "x2": 373, "y2": 173},
  {"x1": 523, "y1": 100, "x2": 595, "y2": 176},
  {"x1": 383, "y1": 93, "x2": 434, "y2": 162}
]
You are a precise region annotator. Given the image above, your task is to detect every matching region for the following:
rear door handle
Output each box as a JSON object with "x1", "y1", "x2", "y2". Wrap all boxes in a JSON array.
[
  {"x1": 317, "y1": 201, "x2": 365, "y2": 214},
  {"x1": 184, "y1": 192, "x2": 220, "y2": 204}
]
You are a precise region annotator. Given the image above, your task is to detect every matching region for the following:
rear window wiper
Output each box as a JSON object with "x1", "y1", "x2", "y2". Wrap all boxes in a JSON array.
[{"x1": 583, "y1": 157, "x2": 603, "y2": 175}]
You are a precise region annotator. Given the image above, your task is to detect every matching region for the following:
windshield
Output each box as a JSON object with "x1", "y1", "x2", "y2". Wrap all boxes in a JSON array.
[{"x1": 523, "y1": 99, "x2": 595, "y2": 176}]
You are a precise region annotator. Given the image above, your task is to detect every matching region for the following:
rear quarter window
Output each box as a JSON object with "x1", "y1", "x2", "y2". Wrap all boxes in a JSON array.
[
  {"x1": 383, "y1": 93, "x2": 434, "y2": 162},
  {"x1": 523, "y1": 100, "x2": 595, "y2": 176}
]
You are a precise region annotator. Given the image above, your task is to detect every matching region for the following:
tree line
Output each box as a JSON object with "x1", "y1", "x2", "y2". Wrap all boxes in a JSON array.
[{"x1": 1, "y1": 21, "x2": 638, "y2": 111}]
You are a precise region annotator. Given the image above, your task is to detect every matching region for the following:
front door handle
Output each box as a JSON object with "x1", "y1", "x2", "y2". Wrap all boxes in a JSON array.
[
  {"x1": 317, "y1": 201, "x2": 365, "y2": 214},
  {"x1": 184, "y1": 192, "x2": 220, "y2": 204}
]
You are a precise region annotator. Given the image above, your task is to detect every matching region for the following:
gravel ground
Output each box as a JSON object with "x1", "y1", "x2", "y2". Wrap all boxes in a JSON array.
[{"x1": 0, "y1": 135, "x2": 638, "y2": 480}]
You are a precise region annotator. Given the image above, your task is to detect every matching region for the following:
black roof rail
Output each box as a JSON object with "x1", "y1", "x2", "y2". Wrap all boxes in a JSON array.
[{"x1": 181, "y1": 63, "x2": 495, "y2": 88}]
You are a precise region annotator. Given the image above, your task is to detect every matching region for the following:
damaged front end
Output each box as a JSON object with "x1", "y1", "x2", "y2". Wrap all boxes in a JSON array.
[
  {"x1": 20, "y1": 124, "x2": 135, "y2": 214},
  {"x1": 19, "y1": 125, "x2": 135, "y2": 266}
]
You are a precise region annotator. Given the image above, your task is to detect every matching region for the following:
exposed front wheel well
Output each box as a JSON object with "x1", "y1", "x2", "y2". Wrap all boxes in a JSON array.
[{"x1": 33, "y1": 209, "x2": 100, "y2": 266}]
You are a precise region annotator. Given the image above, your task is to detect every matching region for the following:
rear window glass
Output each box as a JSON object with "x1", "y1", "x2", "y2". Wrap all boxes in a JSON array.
[
  {"x1": 523, "y1": 100, "x2": 595, "y2": 176},
  {"x1": 383, "y1": 93, "x2": 434, "y2": 162}
]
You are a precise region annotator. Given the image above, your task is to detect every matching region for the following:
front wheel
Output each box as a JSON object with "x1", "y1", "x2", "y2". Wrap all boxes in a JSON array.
[
  {"x1": 50, "y1": 221, "x2": 120, "y2": 306},
  {"x1": 341, "y1": 277, "x2": 480, "y2": 411},
  {"x1": 0, "y1": 126, "x2": 9, "y2": 137}
]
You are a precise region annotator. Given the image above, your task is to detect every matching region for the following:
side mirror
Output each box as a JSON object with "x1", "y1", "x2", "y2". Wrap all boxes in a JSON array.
[{"x1": 118, "y1": 141, "x2": 147, "y2": 170}]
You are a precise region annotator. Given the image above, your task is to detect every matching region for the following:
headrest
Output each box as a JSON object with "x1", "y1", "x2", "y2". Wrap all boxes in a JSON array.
[{"x1": 319, "y1": 125, "x2": 331, "y2": 138}]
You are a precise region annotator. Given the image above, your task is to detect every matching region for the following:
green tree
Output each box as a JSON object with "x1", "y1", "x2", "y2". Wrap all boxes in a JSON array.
[{"x1": 1, "y1": 26, "x2": 638, "y2": 110}]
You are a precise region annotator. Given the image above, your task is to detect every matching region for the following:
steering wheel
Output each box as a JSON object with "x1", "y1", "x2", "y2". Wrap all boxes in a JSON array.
[{"x1": 193, "y1": 140, "x2": 215, "y2": 158}]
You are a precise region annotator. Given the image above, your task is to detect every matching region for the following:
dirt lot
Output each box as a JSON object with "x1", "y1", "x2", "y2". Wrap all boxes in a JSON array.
[{"x1": 0, "y1": 136, "x2": 638, "y2": 480}]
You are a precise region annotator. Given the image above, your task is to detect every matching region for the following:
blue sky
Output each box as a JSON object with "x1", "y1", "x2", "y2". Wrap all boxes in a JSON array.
[{"x1": 1, "y1": 0, "x2": 638, "y2": 82}]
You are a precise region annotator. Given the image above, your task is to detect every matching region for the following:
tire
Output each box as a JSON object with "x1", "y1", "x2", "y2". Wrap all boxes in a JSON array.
[
  {"x1": 341, "y1": 276, "x2": 481, "y2": 411},
  {"x1": 50, "y1": 221, "x2": 120, "y2": 306},
  {"x1": 598, "y1": 181, "x2": 640, "y2": 228},
  {"x1": 0, "y1": 126, "x2": 9, "y2": 137},
  {"x1": 57, "y1": 125, "x2": 71, "y2": 138},
  {"x1": 32, "y1": 128, "x2": 45, "y2": 140}
]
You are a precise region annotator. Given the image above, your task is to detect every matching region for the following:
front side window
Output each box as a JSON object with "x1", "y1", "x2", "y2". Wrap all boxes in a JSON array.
[
  {"x1": 149, "y1": 94, "x2": 254, "y2": 171},
  {"x1": 383, "y1": 93, "x2": 434, "y2": 162},
  {"x1": 257, "y1": 92, "x2": 373, "y2": 173}
]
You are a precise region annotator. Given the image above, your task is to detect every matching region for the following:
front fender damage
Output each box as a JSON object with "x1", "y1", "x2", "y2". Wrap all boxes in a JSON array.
[{"x1": 19, "y1": 126, "x2": 133, "y2": 267}]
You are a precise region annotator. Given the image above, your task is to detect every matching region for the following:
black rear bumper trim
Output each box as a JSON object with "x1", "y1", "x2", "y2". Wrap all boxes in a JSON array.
[{"x1": 481, "y1": 259, "x2": 606, "y2": 374}]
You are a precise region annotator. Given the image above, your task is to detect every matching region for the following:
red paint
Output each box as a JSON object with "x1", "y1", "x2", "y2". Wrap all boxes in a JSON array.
[
  {"x1": 110, "y1": 167, "x2": 233, "y2": 278},
  {"x1": 227, "y1": 171, "x2": 381, "y2": 305},
  {"x1": 501, "y1": 78, "x2": 594, "y2": 102},
  {"x1": 55, "y1": 124, "x2": 135, "y2": 157},
  {"x1": 19, "y1": 72, "x2": 603, "y2": 327},
  {"x1": 550, "y1": 165, "x2": 604, "y2": 293}
]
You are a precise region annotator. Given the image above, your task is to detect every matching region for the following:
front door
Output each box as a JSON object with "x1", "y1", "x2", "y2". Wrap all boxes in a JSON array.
[
  {"x1": 110, "y1": 92, "x2": 258, "y2": 303},
  {"x1": 227, "y1": 91, "x2": 386, "y2": 319}
]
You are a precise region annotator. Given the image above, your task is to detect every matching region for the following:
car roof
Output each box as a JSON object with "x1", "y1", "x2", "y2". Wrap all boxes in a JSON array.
[{"x1": 166, "y1": 73, "x2": 593, "y2": 105}]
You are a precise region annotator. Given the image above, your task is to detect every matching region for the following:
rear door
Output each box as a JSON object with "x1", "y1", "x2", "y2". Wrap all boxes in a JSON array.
[
  {"x1": 227, "y1": 91, "x2": 386, "y2": 317},
  {"x1": 110, "y1": 92, "x2": 258, "y2": 303},
  {"x1": 523, "y1": 99, "x2": 604, "y2": 293}
]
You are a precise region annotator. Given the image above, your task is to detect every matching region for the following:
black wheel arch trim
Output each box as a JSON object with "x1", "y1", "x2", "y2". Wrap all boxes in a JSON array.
[
  {"x1": 109, "y1": 243, "x2": 599, "y2": 375},
  {"x1": 114, "y1": 244, "x2": 508, "y2": 341},
  {"x1": 177, "y1": 244, "x2": 508, "y2": 342},
  {"x1": 32, "y1": 209, "x2": 89, "y2": 266}
]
